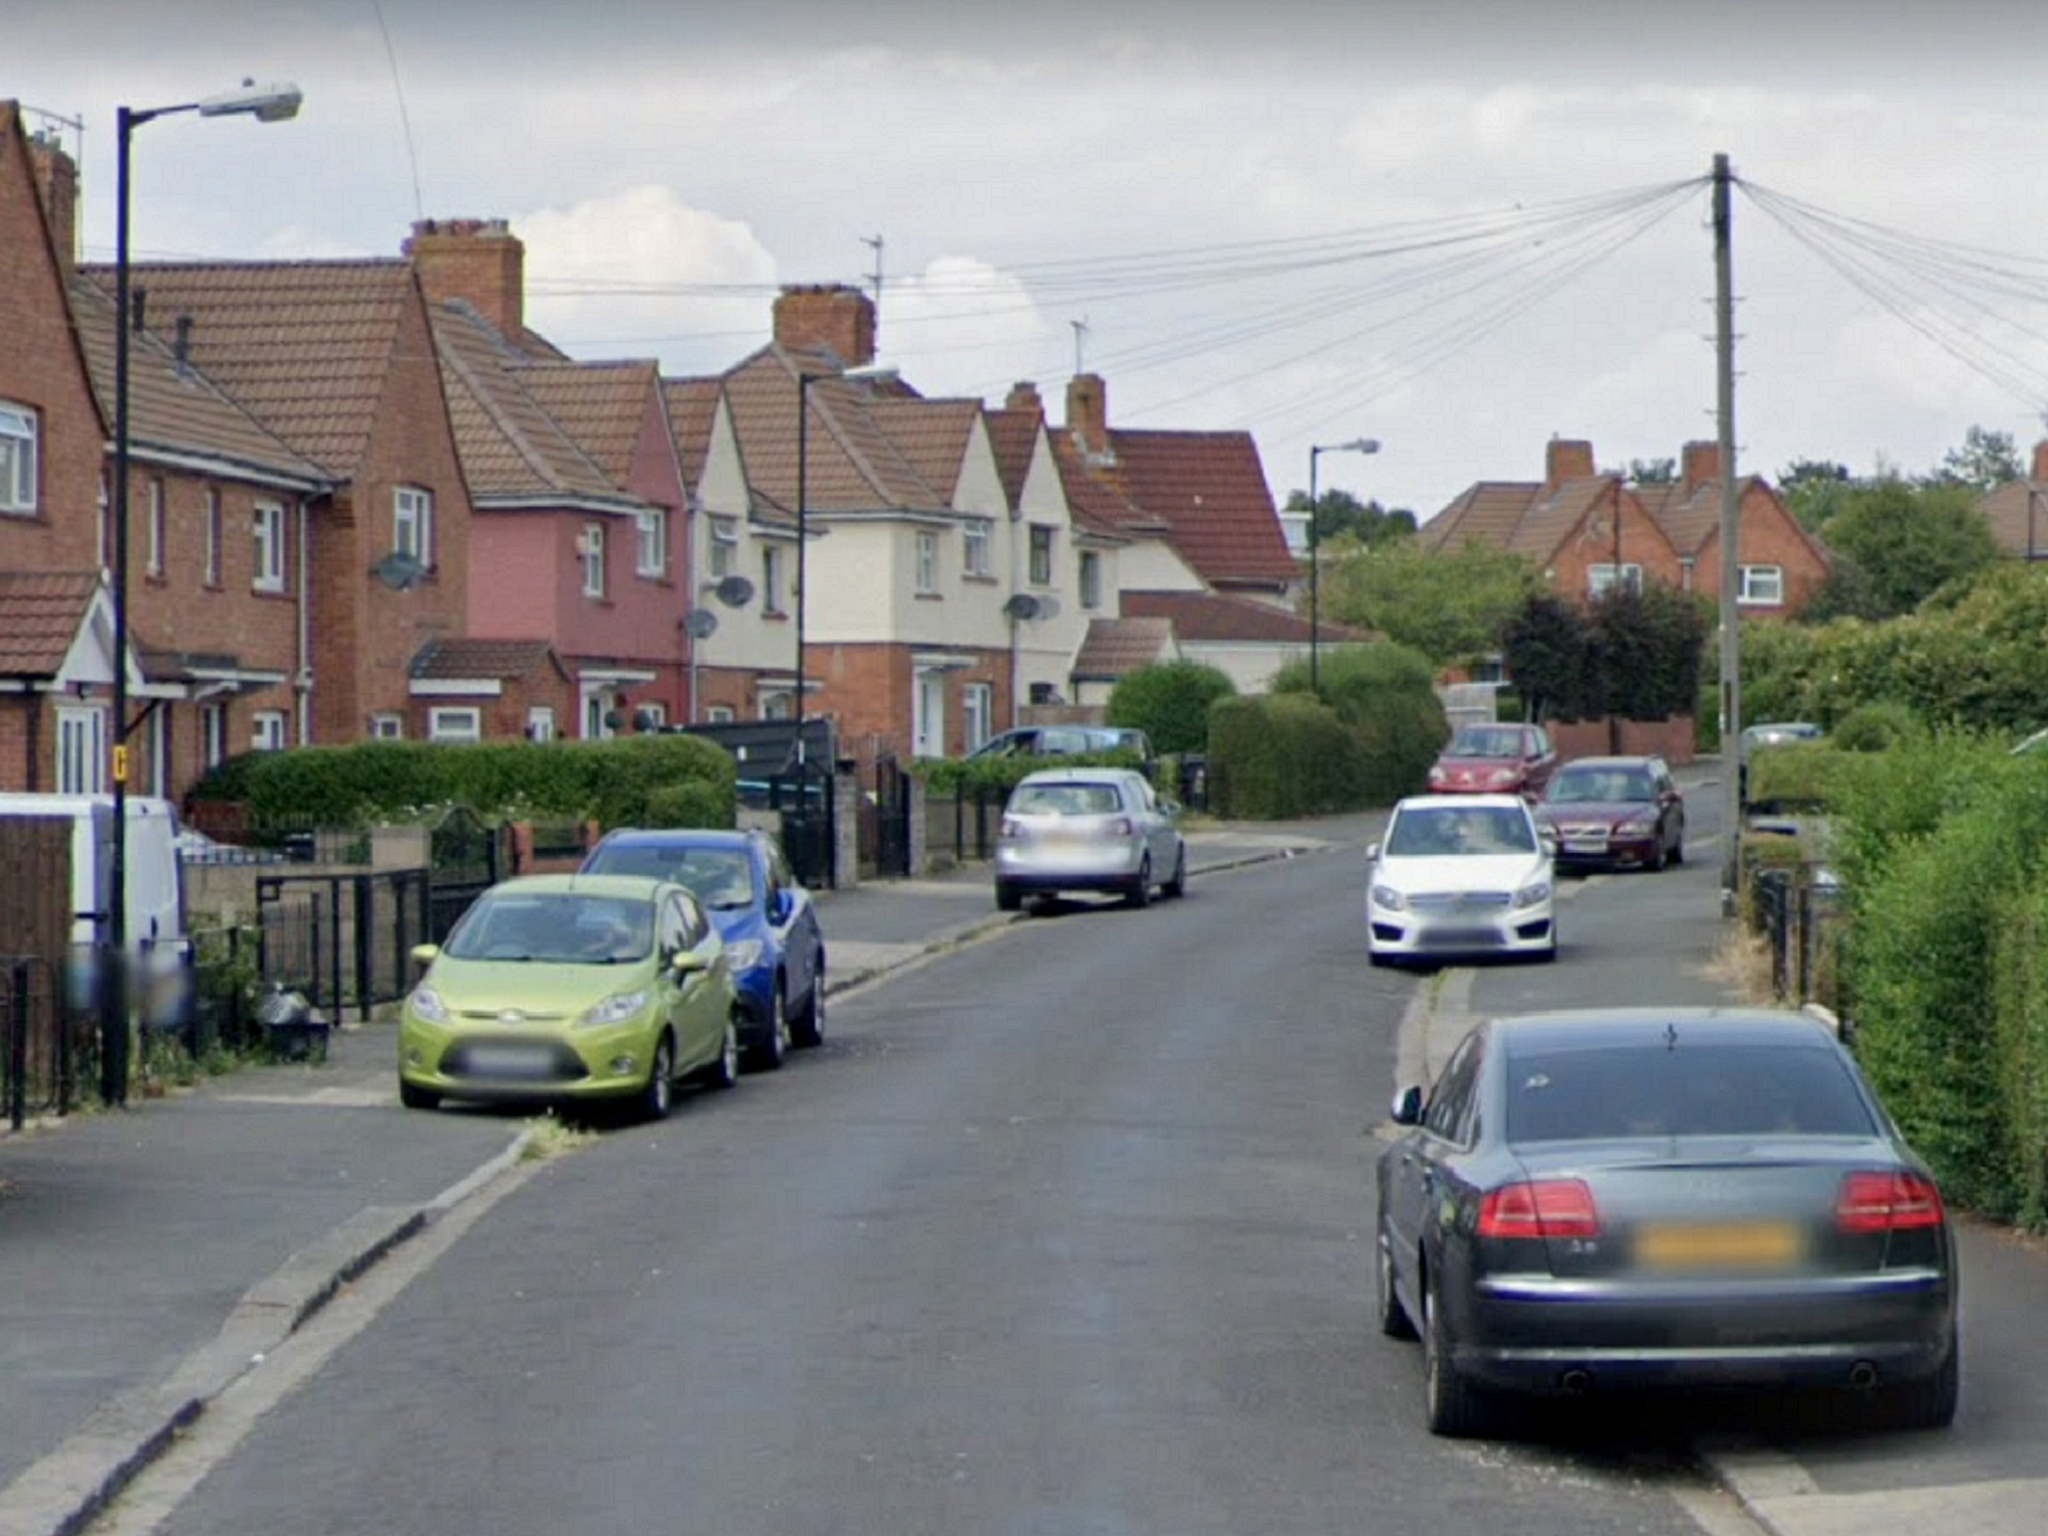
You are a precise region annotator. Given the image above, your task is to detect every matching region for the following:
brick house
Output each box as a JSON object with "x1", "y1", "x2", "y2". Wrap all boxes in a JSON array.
[
  {"x1": 1634, "y1": 442, "x2": 1831, "y2": 617},
  {"x1": 1975, "y1": 440, "x2": 2048, "y2": 562}
]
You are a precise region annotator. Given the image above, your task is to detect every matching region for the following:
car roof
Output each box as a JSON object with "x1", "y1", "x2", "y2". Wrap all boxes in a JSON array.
[
  {"x1": 1485, "y1": 1006, "x2": 1839, "y2": 1054},
  {"x1": 600, "y1": 827, "x2": 758, "y2": 849},
  {"x1": 485, "y1": 873, "x2": 677, "y2": 900},
  {"x1": 1394, "y1": 792, "x2": 1529, "y2": 810},
  {"x1": 1556, "y1": 755, "x2": 1662, "y2": 769}
]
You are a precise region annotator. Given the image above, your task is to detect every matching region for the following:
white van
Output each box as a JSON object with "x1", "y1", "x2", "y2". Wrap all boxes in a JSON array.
[{"x1": 0, "y1": 793, "x2": 191, "y2": 1019}]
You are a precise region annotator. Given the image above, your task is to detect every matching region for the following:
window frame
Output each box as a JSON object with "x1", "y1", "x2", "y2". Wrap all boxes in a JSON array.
[
  {"x1": 56, "y1": 705, "x2": 106, "y2": 794},
  {"x1": 526, "y1": 706, "x2": 555, "y2": 742},
  {"x1": 0, "y1": 401, "x2": 39, "y2": 515},
  {"x1": 146, "y1": 478, "x2": 166, "y2": 578},
  {"x1": 963, "y1": 518, "x2": 991, "y2": 578},
  {"x1": 394, "y1": 484, "x2": 434, "y2": 568},
  {"x1": 1028, "y1": 524, "x2": 1055, "y2": 585},
  {"x1": 251, "y1": 710, "x2": 288, "y2": 752},
  {"x1": 915, "y1": 530, "x2": 940, "y2": 594},
  {"x1": 204, "y1": 488, "x2": 223, "y2": 587},
  {"x1": 1586, "y1": 561, "x2": 1644, "y2": 599},
  {"x1": 428, "y1": 706, "x2": 483, "y2": 743},
  {"x1": 635, "y1": 507, "x2": 668, "y2": 579},
  {"x1": 962, "y1": 682, "x2": 993, "y2": 752},
  {"x1": 581, "y1": 521, "x2": 607, "y2": 599},
  {"x1": 762, "y1": 544, "x2": 787, "y2": 616},
  {"x1": 1738, "y1": 564, "x2": 1785, "y2": 606},
  {"x1": 369, "y1": 712, "x2": 405, "y2": 741},
  {"x1": 252, "y1": 501, "x2": 286, "y2": 593},
  {"x1": 201, "y1": 703, "x2": 229, "y2": 769},
  {"x1": 708, "y1": 516, "x2": 739, "y2": 580},
  {"x1": 1078, "y1": 549, "x2": 1102, "y2": 610}
]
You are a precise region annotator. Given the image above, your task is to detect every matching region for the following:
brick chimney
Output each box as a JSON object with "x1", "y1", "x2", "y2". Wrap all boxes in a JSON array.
[
  {"x1": 2032, "y1": 440, "x2": 2048, "y2": 484},
  {"x1": 1545, "y1": 437, "x2": 1596, "y2": 490},
  {"x1": 403, "y1": 218, "x2": 526, "y2": 339},
  {"x1": 1067, "y1": 373, "x2": 1109, "y2": 458},
  {"x1": 771, "y1": 284, "x2": 877, "y2": 368},
  {"x1": 26, "y1": 131, "x2": 79, "y2": 281},
  {"x1": 1681, "y1": 440, "x2": 1723, "y2": 494},
  {"x1": 1005, "y1": 380, "x2": 1044, "y2": 419}
]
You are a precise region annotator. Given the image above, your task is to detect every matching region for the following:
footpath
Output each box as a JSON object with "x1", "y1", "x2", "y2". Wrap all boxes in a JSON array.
[{"x1": 0, "y1": 811, "x2": 1378, "y2": 1536}]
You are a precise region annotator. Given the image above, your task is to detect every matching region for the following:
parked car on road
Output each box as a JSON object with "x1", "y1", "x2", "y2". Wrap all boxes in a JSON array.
[
  {"x1": 994, "y1": 766, "x2": 1186, "y2": 912},
  {"x1": 1739, "y1": 720, "x2": 1825, "y2": 801},
  {"x1": 1535, "y1": 754, "x2": 1686, "y2": 873},
  {"x1": 1366, "y1": 794, "x2": 1557, "y2": 966},
  {"x1": 1426, "y1": 722, "x2": 1557, "y2": 799},
  {"x1": 1377, "y1": 1007, "x2": 1959, "y2": 1438},
  {"x1": 966, "y1": 724, "x2": 1155, "y2": 772},
  {"x1": 398, "y1": 874, "x2": 740, "y2": 1119},
  {"x1": 580, "y1": 827, "x2": 826, "y2": 1069}
]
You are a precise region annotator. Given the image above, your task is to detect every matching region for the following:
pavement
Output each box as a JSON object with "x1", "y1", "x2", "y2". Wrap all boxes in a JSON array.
[{"x1": 0, "y1": 810, "x2": 1377, "y2": 1536}]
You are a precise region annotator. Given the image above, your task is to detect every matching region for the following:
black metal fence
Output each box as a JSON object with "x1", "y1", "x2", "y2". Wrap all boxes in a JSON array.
[
  {"x1": 254, "y1": 868, "x2": 432, "y2": 1024},
  {"x1": 0, "y1": 955, "x2": 94, "y2": 1132},
  {"x1": 1748, "y1": 860, "x2": 1843, "y2": 1009}
]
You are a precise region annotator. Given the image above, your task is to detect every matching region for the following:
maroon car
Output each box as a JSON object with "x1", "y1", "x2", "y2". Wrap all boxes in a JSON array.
[
  {"x1": 1426, "y1": 723, "x2": 1557, "y2": 800},
  {"x1": 1535, "y1": 754, "x2": 1686, "y2": 872}
]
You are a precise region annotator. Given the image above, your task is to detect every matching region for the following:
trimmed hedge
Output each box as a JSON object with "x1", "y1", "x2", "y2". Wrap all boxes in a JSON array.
[
  {"x1": 1208, "y1": 693, "x2": 1367, "y2": 818},
  {"x1": 1107, "y1": 661, "x2": 1236, "y2": 755},
  {"x1": 189, "y1": 734, "x2": 738, "y2": 831}
]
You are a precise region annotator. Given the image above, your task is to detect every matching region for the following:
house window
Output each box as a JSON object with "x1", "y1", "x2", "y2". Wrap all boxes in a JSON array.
[
  {"x1": 636, "y1": 508, "x2": 668, "y2": 578},
  {"x1": 253, "y1": 501, "x2": 285, "y2": 592},
  {"x1": 0, "y1": 402, "x2": 38, "y2": 514},
  {"x1": 636, "y1": 702, "x2": 668, "y2": 730},
  {"x1": 709, "y1": 516, "x2": 738, "y2": 579},
  {"x1": 526, "y1": 706, "x2": 555, "y2": 742},
  {"x1": 963, "y1": 518, "x2": 991, "y2": 577},
  {"x1": 252, "y1": 710, "x2": 287, "y2": 752},
  {"x1": 582, "y1": 522, "x2": 606, "y2": 598},
  {"x1": 1079, "y1": 550, "x2": 1102, "y2": 610},
  {"x1": 429, "y1": 707, "x2": 482, "y2": 743},
  {"x1": 963, "y1": 683, "x2": 993, "y2": 752},
  {"x1": 759, "y1": 691, "x2": 793, "y2": 722},
  {"x1": 146, "y1": 479, "x2": 166, "y2": 577},
  {"x1": 369, "y1": 713, "x2": 405, "y2": 741},
  {"x1": 763, "y1": 544, "x2": 787, "y2": 616},
  {"x1": 1587, "y1": 562, "x2": 1643, "y2": 599},
  {"x1": 395, "y1": 485, "x2": 434, "y2": 568},
  {"x1": 201, "y1": 703, "x2": 229, "y2": 769},
  {"x1": 204, "y1": 489, "x2": 223, "y2": 587},
  {"x1": 916, "y1": 531, "x2": 940, "y2": 594},
  {"x1": 706, "y1": 704, "x2": 735, "y2": 724},
  {"x1": 1029, "y1": 525, "x2": 1054, "y2": 585},
  {"x1": 1738, "y1": 565, "x2": 1785, "y2": 606},
  {"x1": 56, "y1": 706, "x2": 106, "y2": 794}
]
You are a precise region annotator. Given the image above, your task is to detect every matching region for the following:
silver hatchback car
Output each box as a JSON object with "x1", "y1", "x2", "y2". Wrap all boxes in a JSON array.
[{"x1": 994, "y1": 767, "x2": 1188, "y2": 912}]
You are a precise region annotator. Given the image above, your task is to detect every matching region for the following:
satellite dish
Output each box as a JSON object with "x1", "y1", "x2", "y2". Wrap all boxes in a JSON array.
[
  {"x1": 1002, "y1": 593, "x2": 1041, "y2": 621},
  {"x1": 369, "y1": 550, "x2": 428, "y2": 591},
  {"x1": 683, "y1": 609, "x2": 719, "y2": 639},
  {"x1": 713, "y1": 575, "x2": 755, "y2": 609},
  {"x1": 1034, "y1": 594, "x2": 1062, "y2": 621}
]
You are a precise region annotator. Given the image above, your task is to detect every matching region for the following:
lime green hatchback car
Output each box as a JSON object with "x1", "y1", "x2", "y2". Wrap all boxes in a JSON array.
[{"x1": 399, "y1": 874, "x2": 740, "y2": 1120}]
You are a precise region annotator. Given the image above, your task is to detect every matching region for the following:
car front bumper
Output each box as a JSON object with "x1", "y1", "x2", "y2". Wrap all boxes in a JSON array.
[
  {"x1": 1367, "y1": 899, "x2": 1553, "y2": 958},
  {"x1": 399, "y1": 1013, "x2": 660, "y2": 1104}
]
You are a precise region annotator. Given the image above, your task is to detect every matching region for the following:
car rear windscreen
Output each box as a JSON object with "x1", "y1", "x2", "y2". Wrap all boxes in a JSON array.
[
  {"x1": 1506, "y1": 1039, "x2": 1880, "y2": 1142},
  {"x1": 1011, "y1": 783, "x2": 1122, "y2": 815}
]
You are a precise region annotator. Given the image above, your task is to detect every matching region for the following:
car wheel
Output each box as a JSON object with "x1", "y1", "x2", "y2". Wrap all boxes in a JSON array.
[
  {"x1": 996, "y1": 881, "x2": 1022, "y2": 913},
  {"x1": 749, "y1": 985, "x2": 789, "y2": 1072},
  {"x1": 1161, "y1": 844, "x2": 1188, "y2": 899},
  {"x1": 789, "y1": 967, "x2": 826, "y2": 1049},
  {"x1": 638, "y1": 1035, "x2": 675, "y2": 1122},
  {"x1": 398, "y1": 1079, "x2": 440, "y2": 1112},
  {"x1": 1376, "y1": 1224, "x2": 1417, "y2": 1340},
  {"x1": 1649, "y1": 835, "x2": 1668, "y2": 872},
  {"x1": 698, "y1": 1015, "x2": 740, "y2": 1092},
  {"x1": 1422, "y1": 1274, "x2": 1492, "y2": 1438},
  {"x1": 1872, "y1": 1329, "x2": 1960, "y2": 1431},
  {"x1": 1670, "y1": 819, "x2": 1686, "y2": 866},
  {"x1": 1124, "y1": 856, "x2": 1153, "y2": 909}
]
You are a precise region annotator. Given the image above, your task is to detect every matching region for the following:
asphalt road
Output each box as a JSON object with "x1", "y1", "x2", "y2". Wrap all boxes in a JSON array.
[{"x1": 112, "y1": 844, "x2": 1750, "y2": 1536}]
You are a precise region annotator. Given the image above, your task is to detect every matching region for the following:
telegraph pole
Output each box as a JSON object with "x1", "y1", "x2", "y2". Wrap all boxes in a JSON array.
[{"x1": 1714, "y1": 153, "x2": 1743, "y2": 892}]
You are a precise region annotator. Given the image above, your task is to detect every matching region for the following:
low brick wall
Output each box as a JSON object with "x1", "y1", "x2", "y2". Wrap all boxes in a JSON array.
[{"x1": 1549, "y1": 716, "x2": 1698, "y2": 766}]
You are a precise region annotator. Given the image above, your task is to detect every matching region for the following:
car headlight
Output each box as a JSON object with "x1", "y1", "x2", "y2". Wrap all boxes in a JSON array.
[
  {"x1": 408, "y1": 984, "x2": 449, "y2": 1024},
  {"x1": 578, "y1": 989, "x2": 651, "y2": 1028},
  {"x1": 1513, "y1": 878, "x2": 1553, "y2": 909},
  {"x1": 1370, "y1": 884, "x2": 1407, "y2": 912},
  {"x1": 1426, "y1": 765, "x2": 1448, "y2": 785},
  {"x1": 1619, "y1": 814, "x2": 1656, "y2": 835},
  {"x1": 1487, "y1": 768, "x2": 1519, "y2": 789},
  {"x1": 725, "y1": 939, "x2": 764, "y2": 971}
]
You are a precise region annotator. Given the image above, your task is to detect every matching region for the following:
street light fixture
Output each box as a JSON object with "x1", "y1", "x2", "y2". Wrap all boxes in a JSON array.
[
  {"x1": 1306, "y1": 436, "x2": 1380, "y2": 698},
  {"x1": 105, "y1": 79, "x2": 301, "y2": 1106}
]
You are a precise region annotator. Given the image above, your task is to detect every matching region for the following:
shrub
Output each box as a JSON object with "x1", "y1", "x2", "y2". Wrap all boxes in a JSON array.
[
  {"x1": 1208, "y1": 693, "x2": 1367, "y2": 818},
  {"x1": 1269, "y1": 641, "x2": 1446, "y2": 804},
  {"x1": 1830, "y1": 699, "x2": 1923, "y2": 752},
  {"x1": 1106, "y1": 661, "x2": 1236, "y2": 755},
  {"x1": 640, "y1": 781, "x2": 735, "y2": 830}
]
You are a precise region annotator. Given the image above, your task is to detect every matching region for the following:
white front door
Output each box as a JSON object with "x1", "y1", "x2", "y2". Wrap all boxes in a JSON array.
[
  {"x1": 913, "y1": 671, "x2": 946, "y2": 758},
  {"x1": 57, "y1": 705, "x2": 107, "y2": 794}
]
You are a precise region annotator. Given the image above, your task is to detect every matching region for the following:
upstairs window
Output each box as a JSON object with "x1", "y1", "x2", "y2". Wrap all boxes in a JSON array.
[
  {"x1": 204, "y1": 489, "x2": 223, "y2": 587},
  {"x1": 1079, "y1": 549, "x2": 1102, "y2": 610},
  {"x1": 0, "y1": 403, "x2": 38, "y2": 514},
  {"x1": 253, "y1": 501, "x2": 286, "y2": 593},
  {"x1": 916, "y1": 530, "x2": 940, "y2": 593},
  {"x1": 709, "y1": 516, "x2": 739, "y2": 579},
  {"x1": 1587, "y1": 562, "x2": 1643, "y2": 599},
  {"x1": 1738, "y1": 565, "x2": 1785, "y2": 606},
  {"x1": 763, "y1": 544, "x2": 787, "y2": 616},
  {"x1": 581, "y1": 522, "x2": 607, "y2": 598},
  {"x1": 1029, "y1": 525, "x2": 1054, "y2": 585},
  {"x1": 394, "y1": 485, "x2": 434, "y2": 568},
  {"x1": 146, "y1": 478, "x2": 166, "y2": 577},
  {"x1": 636, "y1": 508, "x2": 668, "y2": 578},
  {"x1": 963, "y1": 518, "x2": 991, "y2": 577}
]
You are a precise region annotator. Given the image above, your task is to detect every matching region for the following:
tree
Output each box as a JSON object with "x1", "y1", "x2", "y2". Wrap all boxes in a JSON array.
[
  {"x1": 1626, "y1": 457, "x2": 1677, "y2": 485},
  {"x1": 1931, "y1": 424, "x2": 2022, "y2": 492},
  {"x1": 1106, "y1": 660, "x2": 1236, "y2": 756},
  {"x1": 1499, "y1": 592, "x2": 1588, "y2": 724},
  {"x1": 1815, "y1": 477, "x2": 2003, "y2": 618},
  {"x1": 1778, "y1": 458, "x2": 1853, "y2": 533},
  {"x1": 1318, "y1": 537, "x2": 1544, "y2": 667},
  {"x1": 1282, "y1": 488, "x2": 1417, "y2": 548}
]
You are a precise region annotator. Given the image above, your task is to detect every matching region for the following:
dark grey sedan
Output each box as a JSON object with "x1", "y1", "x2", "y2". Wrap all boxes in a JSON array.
[{"x1": 1376, "y1": 1008, "x2": 1958, "y2": 1438}]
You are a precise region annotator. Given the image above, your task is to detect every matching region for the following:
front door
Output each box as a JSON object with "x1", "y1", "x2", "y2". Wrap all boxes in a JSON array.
[{"x1": 913, "y1": 670, "x2": 945, "y2": 758}]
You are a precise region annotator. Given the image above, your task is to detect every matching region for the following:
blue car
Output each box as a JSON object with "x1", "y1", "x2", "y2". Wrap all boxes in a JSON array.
[{"x1": 580, "y1": 828, "x2": 826, "y2": 1071}]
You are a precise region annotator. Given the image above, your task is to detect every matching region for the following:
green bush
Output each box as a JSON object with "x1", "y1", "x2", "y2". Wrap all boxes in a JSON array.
[
  {"x1": 1269, "y1": 641, "x2": 1447, "y2": 804},
  {"x1": 1989, "y1": 884, "x2": 2048, "y2": 1227},
  {"x1": 640, "y1": 780, "x2": 735, "y2": 830},
  {"x1": 188, "y1": 734, "x2": 737, "y2": 831},
  {"x1": 1830, "y1": 700, "x2": 1923, "y2": 752},
  {"x1": 1208, "y1": 693, "x2": 1367, "y2": 818},
  {"x1": 1106, "y1": 661, "x2": 1236, "y2": 755}
]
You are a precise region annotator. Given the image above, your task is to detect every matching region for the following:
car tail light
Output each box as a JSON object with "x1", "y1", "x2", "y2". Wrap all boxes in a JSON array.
[
  {"x1": 1476, "y1": 1178, "x2": 1600, "y2": 1239},
  {"x1": 1108, "y1": 816, "x2": 1134, "y2": 835},
  {"x1": 999, "y1": 816, "x2": 1023, "y2": 839},
  {"x1": 1836, "y1": 1171, "x2": 1945, "y2": 1232}
]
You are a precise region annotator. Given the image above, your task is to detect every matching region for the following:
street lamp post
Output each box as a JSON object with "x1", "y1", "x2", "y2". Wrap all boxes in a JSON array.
[
  {"x1": 1306, "y1": 437, "x2": 1380, "y2": 698},
  {"x1": 105, "y1": 80, "x2": 300, "y2": 1106}
]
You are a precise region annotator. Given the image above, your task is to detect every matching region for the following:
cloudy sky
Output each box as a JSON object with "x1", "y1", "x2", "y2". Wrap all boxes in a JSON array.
[{"x1": 18, "y1": 0, "x2": 2048, "y2": 515}]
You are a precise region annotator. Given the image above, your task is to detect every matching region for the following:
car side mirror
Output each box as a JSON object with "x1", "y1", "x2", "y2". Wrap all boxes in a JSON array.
[
  {"x1": 770, "y1": 890, "x2": 794, "y2": 923},
  {"x1": 672, "y1": 950, "x2": 708, "y2": 977},
  {"x1": 410, "y1": 943, "x2": 440, "y2": 967},
  {"x1": 1391, "y1": 1086, "x2": 1425, "y2": 1126},
  {"x1": 1540, "y1": 832, "x2": 1558, "y2": 858},
  {"x1": 1365, "y1": 842, "x2": 1381, "y2": 862}
]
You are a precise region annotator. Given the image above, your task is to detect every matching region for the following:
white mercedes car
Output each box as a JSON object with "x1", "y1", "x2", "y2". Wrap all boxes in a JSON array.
[{"x1": 1366, "y1": 793, "x2": 1557, "y2": 966}]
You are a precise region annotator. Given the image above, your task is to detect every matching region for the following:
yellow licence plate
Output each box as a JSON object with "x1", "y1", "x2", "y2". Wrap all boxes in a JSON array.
[{"x1": 1635, "y1": 1221, "x2": 1804, "y2": 1269}]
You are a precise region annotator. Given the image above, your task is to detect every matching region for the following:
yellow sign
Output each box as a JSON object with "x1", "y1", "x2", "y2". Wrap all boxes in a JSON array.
[{"x1": 112, "y1": 744, "x2": 130, "y2": 784}]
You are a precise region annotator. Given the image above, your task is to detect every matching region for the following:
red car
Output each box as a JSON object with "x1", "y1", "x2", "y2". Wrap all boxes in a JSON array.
[
  {"x1": 1536, "y1": 754, "x2": 1687, "y2": 872},
  {"x1": 1426, "y1": 723, "x2": 1557, "y2": 800}
]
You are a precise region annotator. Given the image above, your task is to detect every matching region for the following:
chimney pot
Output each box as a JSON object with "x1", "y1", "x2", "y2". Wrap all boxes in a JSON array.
[
  {"x1": 404, "y1": 216, "x2": 527, "y2": 340},
  {"x1": 1005, "y1": 380, "x2": 1043, "y2": 416},
  {"x1": 771, "y1": 284, "x2": 877, "y2": 368},
  {"x1": 25, "y1": 130, "x2": 80, "y2": 282},
  {"x1": 1545, "y1": 437, "x2": 1596, "y2": 491},
  {"x1": 1681, "y1": 440, "x2": 1723, "y2": 494},
  {"x1": 2032, "y1": 440, "x2": 2048, "y2": 484},
  {"x1": 1067, "y1": 373, "x2": 1109, "y2": 459}
]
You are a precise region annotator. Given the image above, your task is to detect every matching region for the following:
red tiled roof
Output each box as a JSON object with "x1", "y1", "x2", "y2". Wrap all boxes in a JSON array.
[
  {"x1": 1047, "y1": 432, "x2": 1164, "y2": 540},
  {"x1": 1422, "y1": 477, "x2": 1616, "y2": 563},
  {"x1": 518, "y1": 358, "x2": 660, "y2": 488},
  {"x1": 661, "y1": 377, "x2": 723, "y2": 495},
  {"x1": 1071, "y1": 617, "x2": 1176, "y2": 681},
  {"x1": 1051, "y1": 427, "x2": 1294, "y2": 590},
  {"x1": 79, "y1": 259, "x2": 417, "y2": 477},
  {"x1": 1122, "y1": 587, "x2": 1374, "y2": 644},
  {"x1": 0, "y1": 571, "x2": 100, "y2": 677},
  {"x1": 866, "y1": 396, "x2": 980, "y2": 505},
  {"x1": 409, "y1": 638, "x2": 563, "y2": 681},
  {"x1": 983, "y1": 407, "x2": 1042, "y2": 513}
]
